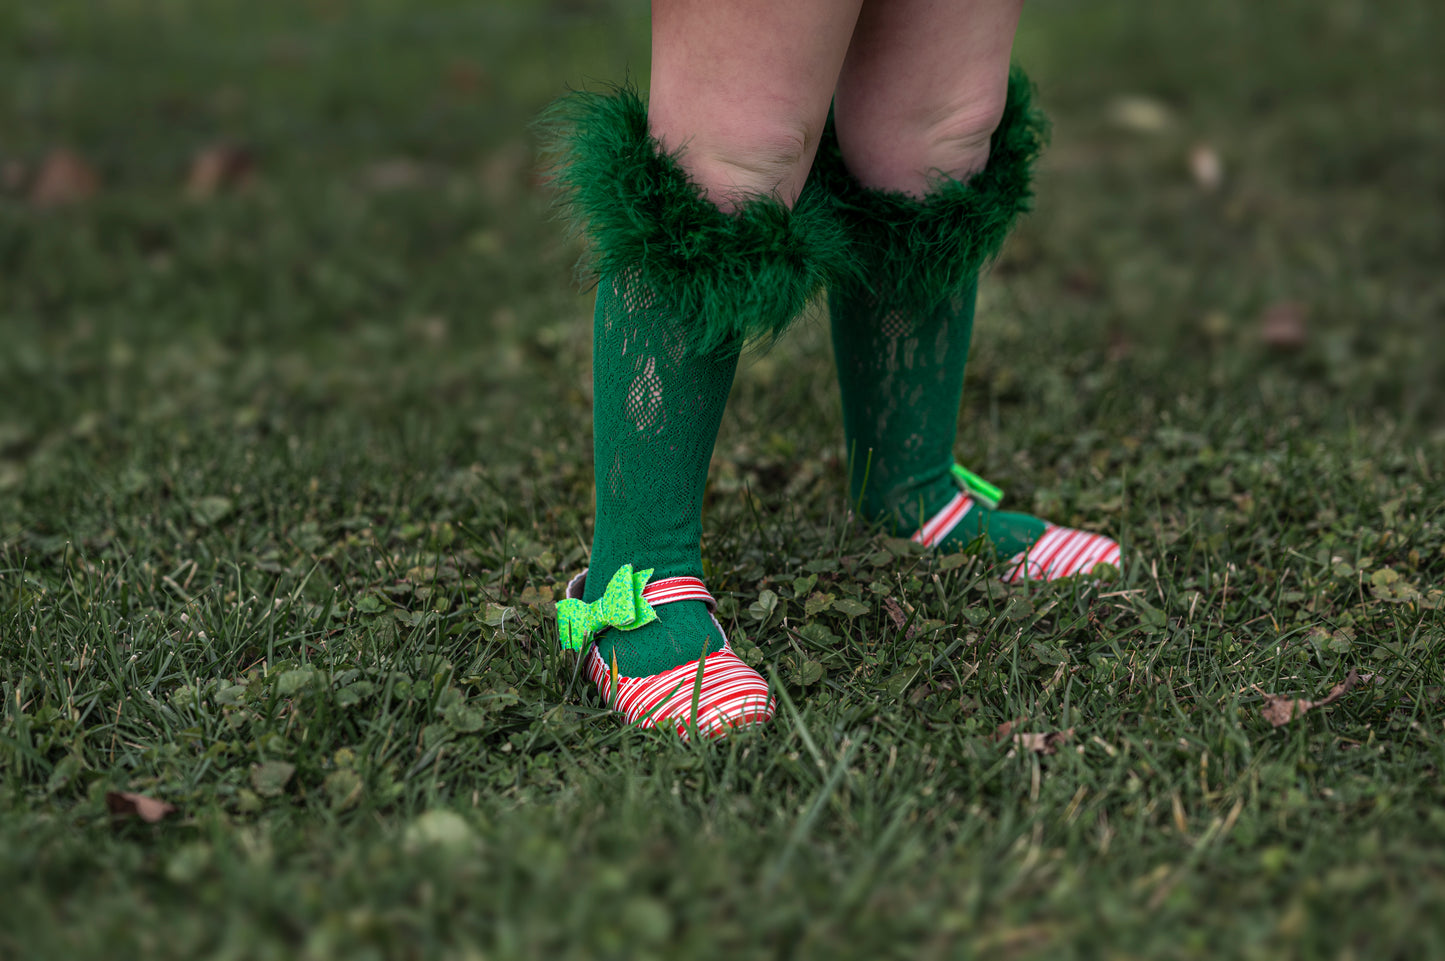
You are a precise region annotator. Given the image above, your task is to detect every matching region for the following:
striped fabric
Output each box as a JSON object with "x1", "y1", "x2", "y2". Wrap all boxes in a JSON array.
[
  {"x1": 910, "y1": 491, "x2": 974, "y2": 548},
  {"x1": 565, "y1": 571, "x2": 774, "y2": 740},
  {"x1": 585, "y1": 644, "x2": 774, "y2": 740},
  {"x1": 1003, "y1": 523, "x2": 1122, "y2": 583},
  {"x1": 640, "y1": 576, "x2": 713, "y2": 608}
]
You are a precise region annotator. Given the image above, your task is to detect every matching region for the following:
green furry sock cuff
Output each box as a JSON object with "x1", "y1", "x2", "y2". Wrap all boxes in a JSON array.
[
  {"x1": 814, "y1": 68, "x2": 1050, "y2": 314},
  {"x1": 539, "y1": 85, "x2": 849, "y2": 354}
]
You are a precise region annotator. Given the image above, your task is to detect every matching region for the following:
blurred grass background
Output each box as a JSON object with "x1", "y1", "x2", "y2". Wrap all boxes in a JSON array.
[{"x1": 2, "y1": 1, "x2": 1444, "y2": 958}]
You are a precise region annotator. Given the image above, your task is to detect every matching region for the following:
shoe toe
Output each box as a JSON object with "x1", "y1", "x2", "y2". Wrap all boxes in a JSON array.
[
  {"x1": 1008, "y1": 524, "x2": 1122, "y2": 582},
  {"x1": 588, "y1": 646, "x2": 774, "y2": 740}
]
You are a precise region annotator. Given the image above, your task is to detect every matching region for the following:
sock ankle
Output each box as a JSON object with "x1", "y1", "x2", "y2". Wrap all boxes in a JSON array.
[
  {"x1": 894, "y1": 473, "x2": 1047, "y2": 560},
  {"x1": 831, "y1": 278, "x2": 1049, "y2": 563}
]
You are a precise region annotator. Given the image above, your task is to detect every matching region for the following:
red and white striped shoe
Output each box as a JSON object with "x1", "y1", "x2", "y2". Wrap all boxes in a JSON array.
[
  {"x1": 1001, "y1": 523, "x2": 1122, "y2": 583},
  {"x1": 564, "y1": 571, "x2": 775, "y2": 740},
  {"x1": 911, "y1": 465, "x2": 1122, "y2": 583}
]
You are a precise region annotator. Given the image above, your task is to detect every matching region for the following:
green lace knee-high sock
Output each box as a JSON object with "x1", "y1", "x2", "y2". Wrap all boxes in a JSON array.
[
  {"x1": 819, "y1": 69, "x2": 1052, "y2": 561},
  {"x1": 583, "y1": 272, "x2": 737, "y2": 677},
  {"x1": 830, "y1": 279, "x2": 1046, "y2": 558},
  {"x1": 542, "y1": 84, "x2": 850, "y2": 675}
]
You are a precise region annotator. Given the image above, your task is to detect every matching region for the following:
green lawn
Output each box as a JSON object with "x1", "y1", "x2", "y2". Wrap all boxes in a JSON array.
[{"x1": 2, "y1": 0, "x2": 1443, "y2": 957}]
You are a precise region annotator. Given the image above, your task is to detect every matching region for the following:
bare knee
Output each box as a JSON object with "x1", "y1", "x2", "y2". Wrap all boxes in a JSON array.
[
  {"x1": 648, "y1": 108, "x2": 820, "y2": 211},
  {"x1": 685, "y1": 130, "x2": 813, "y2": 210},
  {"x1": 918, "y1": 98, "x2": 1006, "y2": 183},
  {"x1": 835, "y1": 92, "x2": 1007, "y2": 198}
]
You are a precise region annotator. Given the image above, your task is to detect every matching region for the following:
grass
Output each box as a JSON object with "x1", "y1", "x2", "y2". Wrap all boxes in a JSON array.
[{"x1": 2, "y1": 0, "x2": 1444, "y2": 957}]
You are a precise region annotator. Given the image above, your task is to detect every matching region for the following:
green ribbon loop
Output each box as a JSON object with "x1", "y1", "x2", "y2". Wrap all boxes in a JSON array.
[
  {"x1": 555, "y1": 564, "x2": 658, "y2": 652},
  {"x1": 951, "y1": 464, "x2": 1004, "y2": 510}
]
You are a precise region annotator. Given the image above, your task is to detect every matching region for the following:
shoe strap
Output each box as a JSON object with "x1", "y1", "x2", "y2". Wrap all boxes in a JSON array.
[
  {"x1": 910, "y1": 464, "x2": 1003, "y2": 547},
  {"x1": 911, "y1": 490, "x2": 974, "y2": 547},
  {"x1": 641, "y1": 575, "x2": 715, "y2": 611},
  {"x1": 949, "y1": 463, "x2": 1003, "y2": 509}
]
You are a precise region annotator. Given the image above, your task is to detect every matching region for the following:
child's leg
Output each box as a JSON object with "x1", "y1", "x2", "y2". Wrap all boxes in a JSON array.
[
  {"x1": 834, "y1": 0, "x2": 1022, "y2": 196},
  {"x1": 823, "y1": 0, "x2": 1121, "y2": 581},
  {"x1": 551, "y1": 0, "x2": 860, "y2": 735},
  {"x1": 650, "y1": 0, "x2": 863, "y2": 208}
]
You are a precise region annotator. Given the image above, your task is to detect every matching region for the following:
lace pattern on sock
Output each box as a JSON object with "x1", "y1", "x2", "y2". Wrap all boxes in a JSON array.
[
  {"x1": 833, "y1": 289, "x2": 974, "y2": 522},
  {"x1": 586, "y1": 271, "x2": 739, "y2": 673}
]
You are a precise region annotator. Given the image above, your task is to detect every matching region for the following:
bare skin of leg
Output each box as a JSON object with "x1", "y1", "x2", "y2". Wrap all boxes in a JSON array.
[
  {"x1": 649, "y1": 0, "x2": 864, "y2": 210},
  {"x1": 833, "y1": 0, "x2": 1025, "y2": 197}
]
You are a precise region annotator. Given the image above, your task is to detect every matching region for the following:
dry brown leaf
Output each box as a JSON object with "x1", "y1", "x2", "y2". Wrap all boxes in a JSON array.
[
  {"x1": 105, "y1": 790, "x2": 176, "y2": 823},
  {"x1": 185, "y1": 144, "x2": 255, "y2": 199},
  {"x1": 1189, "y1": 144, "x2": 1224, "y2": 191},
  {"x1": 993, "y1": 717, "x2": 1028, "y2": 741},
  {"x1": 31, "y1": 149, "x2": 99, "y2": 207},
  {"x1": 992, "y1": 718, "x2": 1075, "y2": 755},
  {"x1": 1016, "y1": 730, "x2": 1075, "y2": 755},
  {"x1": 882, "y1": 596, "x2": 921, "y2": 640},
  {"x1": 444, "y1": 61, "x2": 491, "y2": 96},
  {"x1": 1254, "y1": 669, "x2": 1362, "y2": 727},
  {"x1": 1260, "y1": 301, "x2": 1308, "y2": 350},
  {"x1": 1107, "y1": 95, "x2": 1173, "y2": 133}
]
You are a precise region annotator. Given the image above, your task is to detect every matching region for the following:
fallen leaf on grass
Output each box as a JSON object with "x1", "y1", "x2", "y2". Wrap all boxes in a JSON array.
[
  {"x1": 444, "y1": 61, "x2": 490, "y2": 96},
  {"x1": 883, "y1": 596, "x2": 916, "y2": 638},
  {"x1": 993, "y1": 718, "x2": 1075, "y2": 755},
  {"x1": 1107, "y1": 95, "x2": 1173, "y2": 133},
  {"x1": 31, "y1": 149, "x2": 99, "y2": 207},
  {"x1": 185, "y1": 144, "x2": 254, "y2": 199},
  {"x1": 1260, "y1": 301, "x2": 1308, "y2": 350},
  {"x1": 105, "y1": 791, "x2": 176, "y2": 823},
  {"x1": 1189, "y1": 143, "x2": 1224, "y2": 191},
  {"x1": 1253, "y1": 669, "x2": 1365, "y2": 727}
]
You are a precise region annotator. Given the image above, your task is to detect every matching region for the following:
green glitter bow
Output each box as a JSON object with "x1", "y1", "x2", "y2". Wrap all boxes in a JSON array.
[
  {"x1": 555, "y1": 564, "x2": 658, "y2": 652},
  {"x1": 951, "y1": 464, "x2": 1004, "y2": 510}
]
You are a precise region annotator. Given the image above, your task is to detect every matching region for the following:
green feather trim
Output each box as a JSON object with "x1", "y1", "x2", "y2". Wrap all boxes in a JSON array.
[
  {"x1": 814, "y1": 68, "x2": 1050, "y2": 314},
  {"x1": 539, "y1": 85, "x2": 848, "y2": 354}
]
